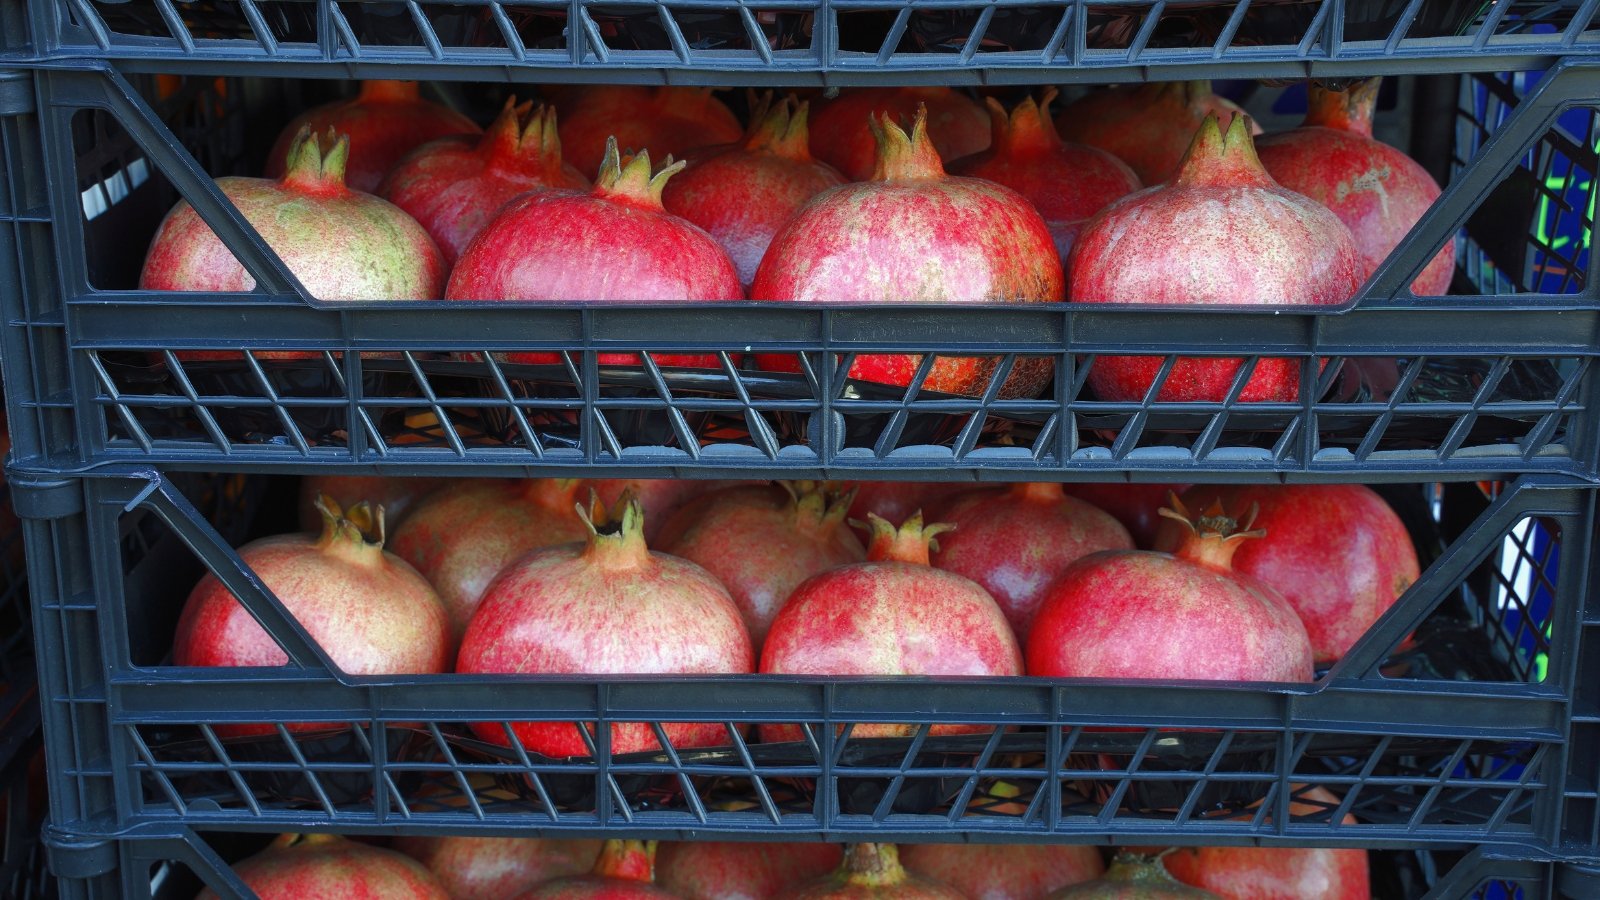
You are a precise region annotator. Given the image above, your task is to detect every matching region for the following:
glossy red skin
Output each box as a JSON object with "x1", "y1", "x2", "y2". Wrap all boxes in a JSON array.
[
  {"x1": 846, "y1": 482, "x2": 971, "y2": 525},
  {"x1": 456, "y1": 534, "x2": 753, "y2": 757},
  {"x1": 1154, "y1": 485, "x2": 1420, "y2": 664},
  {"x1": 588, "y1": 478, "x2": 722, "y2": 545},
  {"x1": 658, "y1": 485, "x2": 865, "y2": 647},
  {"x1": 266, "y1": 83, "x2": 481, "y2": 193},
  {"x1": 656, "y1": 841, "x2": 845, "y2": 900},
  {"x1": 1257, "y1": 128, "x2": 1452, "y2": 296},
  {"x1": 173, "y1": 530, "x2": 451, "y2": 736},
  {"x1": 810, "y1": 88, "x2": 991, "y2": 181},
  {"x1": 557, "y1": 87, "x2": 744, "y2": 178},
  {"x1": 932, "y1": 483, "x2": 1134, "y2": 640},
  {"x1": 389, "y1": 479, "x2": 591, "y2": 639},
  {"x1": 198, "y1": 837, "x2": 450, "y2": 900},
  {"x1": 517, "y1": 877, "x2": 679, "y2": 900},
  {"x1": 899, "y1": 843, "x2": 1105, "y2": 900},
  {"x1": 1060, "y1": 484, "x2": 1187, "y2": 548},
  {"x1": 1026, "y1": 550, "x2": 1314, "y2": 683},
  {"x1": 393, "y1": 836, "x2": 601, "y2": 900},
  {"x1": 1056, "y1": 82, "x2": 1257, "y2": 185},
  {"x1": 1161, "y1": 846, "x2": 1368, "y2": 900},
  {"x1": 296, "y1": 475, "x2": 446, "y2": 531},
  {"x1": 779, "y1": 870, "x2": 964, "y2": 899}
]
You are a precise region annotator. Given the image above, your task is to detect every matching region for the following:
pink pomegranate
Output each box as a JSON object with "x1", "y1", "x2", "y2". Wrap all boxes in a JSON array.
[
  {"x1": 173, "y1": 496, "x2": 451, "y2": 736},
  {"x1": 1048, "y1": 854, "x2": 1219, "y2": 899},
  {"x1": 1162, "y1": 842, "x2": 1367, "y2": 900},
  {"x1": 516, "y1": 840, "x2": 676, "y2": 900},
  {"x1": 656, "y1": 841, "x2": 845, "y2": 900},
  {"x1": 663, "y1": 95, "x2": 848, "y2": 286},
  {"x1": 1257, "y1": 77, "x2": 1454, "y2": 295},
  {"x1": 296, "y1": 475, "x2": 445, "y2": 531},
  {"x1": 199, "y1": 834, "x2": 449, "y2": 900},
  {"x1": 587, "y1": 478, "x2": 711, "y2": 545},
  {"x1": 142, "y1": 128, "x2": 446, "y2": 311},
  {"x1": 932, "y1": 482, "x2": 1134, "y2": 639},
  {"x1": 845, "y1": 481, "x2": 971, "y2": 526},
  {"x1": 380, "y1": 98, "x2": 588, "y2": 264},
  {"x1": 1154, "y1": 484, "x2": 1419, "y2": 664},
  {"x1": 1068, "y1": 114, "x2": 1362, "y2": 403},
  {"x1": 393, "y1": 836, "x2": 602, "y2": 899},
  {"x1": 759, "y1": 512, "x2": 1022, "y2": 741},
  {"x1": 1060, "y1": 484, "x2": 1187, "y2": 548},
  {"x1": 776, "y1": 843, "x2": 964, "y2": 899},
  {"x1": 659, "y1": 482, "x2": 865, "y2": 647},
  {"x1": 266, "y1": 81, "x2": 481, "y2": 193},
  {"x1": 899, "y1": 843, "x2": 1105, "y2": 900},
  {"x1": 388, "y1": 479, "x2": 591, "y2": 639},
  {"x1": 1027, "y1": 495, "x2": 1314, "y2": 683},
  {"x1": 557, "y1": 86, "x2": 744, "y2": 179},
  {"x1": 950, "y1": 89, "x2": 1141, "y2": 263},
  {"x1": 447, "y1": 139, "x2": 741, "y2": 369},
  {"x1": 1056, "y1": 80, "x2": 1260, "y2": 185},
  {"x1": 810, "y1": 87, "x2": 991, "y2": 180},
  {"x1": 753, "y1": 107, "x2": 1063, "y2": 399},
  {"x1": 457, "y1": 494, "x2": 753, "y2": 757}
]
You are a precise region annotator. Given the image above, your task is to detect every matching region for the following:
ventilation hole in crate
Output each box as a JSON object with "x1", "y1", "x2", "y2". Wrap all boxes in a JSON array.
[
  {"x1": 328, "y1": 1, "x2": 511, "y2": 52},
  {"x1": 583, "y1": 5, "x2": 800, "y2": 57}
]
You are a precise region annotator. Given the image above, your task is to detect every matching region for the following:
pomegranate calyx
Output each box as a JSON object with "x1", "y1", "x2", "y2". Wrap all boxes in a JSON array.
[
  {"x1": 356, "y1": 80, "x2": 422, "y2": 103},
  {"x1": 281, "y1": 126, "x2": 351, "y2": 197},
  {"x1": 744, "y1": 94, "x2": 814, "y2": 161},
  {"x1": 1304, "y1": 76, "x2": 1380, "y2": 139},
  {"x1": 1012, "y1": 481, "x2": 1066, "y2": 504},
  {"x1": 1172, "y1": 112, "x2": 1272, "y2": 189},
  {"x1": 781, "y1": 480, "x2": 856, "y2": 535},
  {"x1": 1100, "y1": 852, "x2": 1196, "y2": 887},
  {"x1": 483, "y1": 97, "x2": 567, "y2": 180},
  {"x1": 312, "y1": 492, "x2": 387, "y2": 564},
  {"x1": 856, "y1": 511, "x2": 953, "y2": 565},
  {"x1": 523, "y1": 477, "x2": 585, "y2": 515},
  {"x1": 838, "y1": 843, "x2": 908, "y2": 886},
  {"x1": 1158, "y1": 492, "x2": 1263, "y2": 572},
  {"x1": 869, "y1": 104, "x2": 946, "y2": 183},
  {"x1": 591, "y1": 839, "x2": 656, "y2": 882},
  {"x1": 576, "y1": 487, "x2": 652, "y2": 569},
  {"x1": 592, "y1": 136, "x2": 684, "y2": 210},
  {"x1": 987, "y1": 88, "x2": 1062, "y2": 155}
]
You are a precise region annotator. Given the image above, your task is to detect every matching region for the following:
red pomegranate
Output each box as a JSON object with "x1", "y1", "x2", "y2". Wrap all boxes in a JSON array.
[
  {"x1": 1060, "y1": 484, "x2": 1187, "y2": 548},
  {"x1": 899, "y1": 843, "x2": 1105, "y2": 900},
  {"x1": 1153, "y1": 484, "x2": 1419, "y2": 665},
  {"x1": 1068, "y1": 114, "x2": 1362, "y2": 403},
  {"x1": 1048, "y1": 854, "x2": 1219, "y2": 899},
  {"x1": 516, "y1": 840, "x2": 676, "y2": 900},
  {"x1": 759, "y1": 512, "x2": 1022, "y2": 741},
  {"x1": 656, "y1": 841, "x2": 845, "y2": 900},
  {"x1": 557, "y1": 86, "x2": 744, "y2": 180},
  {"x1": 1026, "y1": 496, "x2": 1314, "y2": 683},
  {"x1": 457, "y1": 494, "x2": 753, "y2": 757},
  {"x1": 380, "y1": 98, "x2": 588, "y2": 265},
  {"x1": 845, "y1": 481, "x2": 971, "y2": 526},
  {"x1": 266, "y1": 81, "x2": 480, "y2": 193},
  {"x1": 1257, "y1": 77, "x2": 1454, "y2": 296},
  {"x1": 447, "y1": 139, "x2": 741, "y2": 369},
  {"x1": 776, "y1": 843, "x2": 964, "y2": 899},
  {"x1": 587, "y1": 478, "x2": 712, "y2": 545},
  {"x1": 658, "y1": 482, "x2": 865, "y2": 647},
  {"x1": 199, "y1": 834, "x2": 449, "y2": 900},
  {"x1": 1056, "y1": 80, "x2": 1260, "y2": 185},
  {"x1": 932, "y1": 482, "x2": 1134, "y2": 639},
  {"x1": 753, "y1": 107, "x2": 1064, "y2": 399},
  {"x1": 173, "y1": 496, "x2": 451, "y2": 736},
  {"x1": 393, "y1": 836, "x2": 602, "y2": 899},
  {"x1": 142, "y1": 128, "x2": 446, "y2": 312},
  {"x1": 810, "y1": 87, "x2": 991, "y2": 180},
  {"x1": 663, "y1": 95, "x2": 848, "y2": 286},
  {"x1": 388, "y1": 479, "x2": 590, "y2": 639},
  {"x1": 950, "y1": 89, "x2": 1141, "y2": 263},
  {"x1": 296, "y1": 475, "x2": 445, "y2": 531}
]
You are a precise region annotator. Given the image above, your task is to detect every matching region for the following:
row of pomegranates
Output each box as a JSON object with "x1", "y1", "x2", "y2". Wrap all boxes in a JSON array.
[
  {"x1": 172, "y1": 474, "x2": 1419, "y2": 757},
  {"x1": 204, "y1": 831, "x2": 1367, "y2": 899},
  {"x1": 139, "y1": 78, "x2": 1451, "y2": 403}
]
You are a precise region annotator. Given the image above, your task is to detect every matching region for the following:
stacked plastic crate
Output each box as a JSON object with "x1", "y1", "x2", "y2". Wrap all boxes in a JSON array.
[{"x1": 3, "y1": 1, "x2": 1600, "y2": 898}]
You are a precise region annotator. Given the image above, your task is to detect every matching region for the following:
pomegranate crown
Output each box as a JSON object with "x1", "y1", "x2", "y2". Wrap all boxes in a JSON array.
[
  {"x1": 312, "y1": 492, "x2": 388, "y2": 556},
  {"x1": 743, "y1": 92, "x2": 814, "y2": 160},
  {"x1": 868, "y1": 104, "x2": 946, "y2": 182},
  {"x1": 836, "y1": 843, "x2": 909, "y2": 887},
  {"x1": 593, "y1": 136, "x2": 685, "y2": 210},
  {"x1": 483, "y1": 96, "x2": 570, "y2": 180},
  {"x1": 281, "y1": 126, "x2": 351, "y2": 195},
  {"x1": 591, "y1": 839, "x2": 656, "y2": 882},
  {"x1": 780, "y1": 480, "x2": 857, "y2": 533},
  {"x1": 1305, "y1": 76, "x2": 1380, "y2": 138},
  {"x1": 1157, "y1": 492, "x2": 1263, "y2": 572},
  {"x1": 1172, "y1": 112, "x2": 1271, "y2": 189},
  {"x1": 984, "y1": 87, "x2": 1063, "y2": 154},
  {"x1": 853, "y1": 510, "x2": 954, "y2": 565},
  {"x1": 575, "y1": 486, "x2": 651, "y2": 567},
  {"x1": 1097, "y1": 852, "x2": 1196, "y2": 890}
]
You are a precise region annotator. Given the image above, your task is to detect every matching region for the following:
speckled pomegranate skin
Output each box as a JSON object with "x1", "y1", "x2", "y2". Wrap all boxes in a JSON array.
[
  {"x1": 810, "y1": 87, "x2": 991, "y2": 181},
  {"x1": 777, "y1": 844, "x2": 965, "y2": 900},
  {"x1": 656, "y1": 841, "x2": 845, "y2": 900},
  {"x1": 557, "y1": 86, "x2": 744, "y2": 179},
  {"x1": 1060, "y1": 484, "x2": 1187, "y2": 548},
  {"x1": 199, "y1": 835, "x2": 450, "y2": 900},
  {"x1": 1056, "y1": 80, "x2": 1260, "y2": 185},
  {"x1": 1160, "y1": 845, "x2": 1368, "y2": 900},
  {"x1": 588, "y1": 478, "x2": 716, "y2": 545},
  {"x1": 899, "y1": 843, "x2": 1105, "y2": 900},
  {"x1": 846, "y1": 481, "x2": 971, "y2": 525},
  {"x1": 1048, "y1": 855, "x2": 1218, "y2": 899},
  {"x1": 296, "y1": 475, "x2": 445, "y2": 531},
  {"x1": 393, "y1": 836, "x2": 601, "y2": 900},
  {"x1": 513, "y1": 840, "x2": 675, "y2": 900},
  {"x1": 1154, "y1": 484, "x2": 1419, "y2": 664}
]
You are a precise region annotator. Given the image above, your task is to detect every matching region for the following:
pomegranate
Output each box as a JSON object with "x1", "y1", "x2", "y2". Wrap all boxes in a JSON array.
[
  {"x1": 296, "y1": 475, "x2": 445, "y2": 531},
  {"x1": 932, "y1": 482, "x2": 1134, "y2": 639},
  {"x1": 899, "y1": 843, "x2": 1105, "y2": 900},
  {"x1": 658, "y1": 482, "x2": 863, "y2": 647},
  {"x1": 447, "y1": 139, "x2": 741, "y2": 369},
  {"x1": 199, "y1": 834, "x2": 448, "y2": 900},
  {"x1": 516, "y1": 840, "x2": 676, "y2": 899},
  {"x1": 810, "y1": 87, "x2": 991, "y2": 180},
  {"x1": 393, "y1": 836, "x2": 601, "y2": 899},
  {"x1": 388, "y1": 479, "x2": 590, "y2": 639},
  {"x1": 1056, "y1": 80, "x2": 1260, "y2": 185},
  {"x1": 1048, "y1": 854, "x2": 1219, "y2": 899},
  {"x1": 759, "y1": 512, "x2": 1022, "y2": 741},
  {"x1": 380, "y1": 98, "x2": 589, "y2": 265},
  {"x1": 776, "y1": 843, "x2": 964, "y2": 899},
  {"x1": 950, "y1": 89, "x2": 1141, "y2": 263},
  {"x1": 656, "y1": 841, "x2": 845, "y2": 900},
  {"x1": 588, "y1": 478, "x2": 712, "y2": 545},
  {"x1": 457, "y1": 494, "x2": 753, "y2": 757},
  {"x1": 1060, "y1": 484, "x2": 1188, "y2": 548},
  {"x1": 844, "y1": 481, "x2": 971, "y2": 525},
  {"x1": 1153, "y1": 484, "x2": 1419, "y2": 665},
  {"x1": 753, "y1": 107, "x2": 1063, "y2": 399},
  {"x1": 1026, "y1": 495, "x2": 1314, "y2": 683},
  {"x1": 1257, "y1": 77, "x2": 1454, "y2": 295},
  {"x1": 557, "y1": 86, "x2": 744, "y2": 180},
  {"x1": 173, "y1": 496, "x2": 451, "y2": 736},
  {"x1": 663, "y1": 95, "x2": 848, "y2": 286},
  {"x1": 142, "y1": 128, "x2": 446, "y2": 308},
  {"x1": 266, "y1": 80, "x2": 481, "y2": 193},
  {"x1": 1068, "y1": 114, "x2": 1362, "y2": 403}
]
